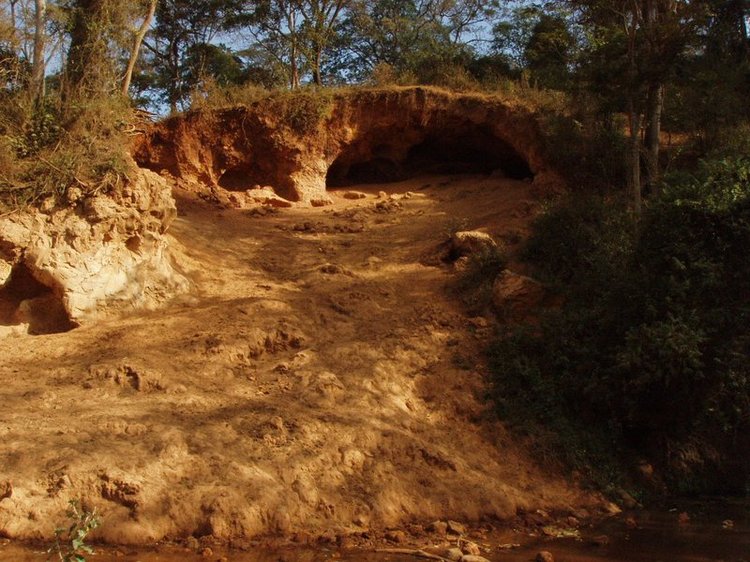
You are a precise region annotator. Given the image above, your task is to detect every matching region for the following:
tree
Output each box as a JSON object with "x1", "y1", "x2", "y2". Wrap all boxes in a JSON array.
[
  {"x1": 524, "y1": 13, "x2": 576, "y2": 89},
  {"x1": 145, "y1": 0, "x2": 242, "y2": 111},
  {"x1": 299, "y1": 0, "x2": 349, "y2": 85},
  {"x1": 239, "y1": 0, "x2": 306, "y2": 88},
  {"x1": 183, "y1": 42, "x2": 247, "y2": 87},
  {"x1": 122, "y1": 0, "x2": 157, "y2": 97},
  {"x1": 571, "y1": 0, "x2": 706, "y2": 212},
  {"x1": 492, "y1": 5, "x2": 544, "y2": 70},
  {"x1": 64, "y1": 0, "x2": 130, "y2": 99},
  {"x1": 30, "y1": 0, "x2": 45, "y2": 100},
  {"x1": 338, "y1": 0, "x2": 495, "y2": 81}
]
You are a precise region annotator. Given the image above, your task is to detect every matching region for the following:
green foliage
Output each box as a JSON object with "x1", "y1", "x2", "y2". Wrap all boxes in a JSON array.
[
  {"x1": 47, "y1": 500, "x2": 101, "y2": 562},
  {"x1": 524, "y1": 14, "x2": 576, "y2": 90},
  {"x1": 0, "y1": 93, "x2": 131, "y2": 212},
  {"x1": 184, "y1": 43, "x2": 249, "y2": 90},
  {"x1": 661, "y1": 154, "x2": 750, "y2": 212},
  {"x1": 523, "y1": 195, "x2": 635, "y2": 289},
  {"x1": 540, "y1": 110, "x2": 628, "y2": 191},
  {"x1": 7, "y1": 101, "x2": 62, "y2": 158},
  {"x1": 489, "y1": 165, "x2": 750, "y2": 493},
  {"x1": 340, "y1": 0, "x2": 498, "y2": 84}
]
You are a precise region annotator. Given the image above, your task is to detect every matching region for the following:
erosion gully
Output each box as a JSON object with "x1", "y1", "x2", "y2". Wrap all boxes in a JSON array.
[{"x1": 3, "y1": 500, "x2": 747, "y2": 562}]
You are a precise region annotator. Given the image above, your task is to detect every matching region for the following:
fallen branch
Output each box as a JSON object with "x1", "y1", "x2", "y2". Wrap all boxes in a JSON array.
[{"x1": 375, "y1": 548, "x2": 451, "y2": 562}]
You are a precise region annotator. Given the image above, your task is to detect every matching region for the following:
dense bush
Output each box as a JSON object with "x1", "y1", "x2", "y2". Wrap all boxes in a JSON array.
[
  {"x1": 489, "y1": 160, "x2": 750, "y2": 494},
  {"x1": 541, "y1": 110, "x2": 628, "y2": 192},
  {"x1": 0, "y1": 93, "x2": 131, "y2": 211},
  {"x1": 268, "y1": 89, "x2": 335, "y2": 134},
  {"x1": 453, "y1": 245, "x2": 508, "y2": 314}
]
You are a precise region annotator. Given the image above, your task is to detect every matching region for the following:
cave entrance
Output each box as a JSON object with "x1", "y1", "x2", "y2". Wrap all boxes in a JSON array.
[
  {"x1": 326, "y1": 126, "x2": 533, "y2": 188},
  {"x1": 0, "y1": 263, "x2": 74, "y2": 335},
  {"x1": 218, "y1": 165, "x2": 269, "y2": 192}
]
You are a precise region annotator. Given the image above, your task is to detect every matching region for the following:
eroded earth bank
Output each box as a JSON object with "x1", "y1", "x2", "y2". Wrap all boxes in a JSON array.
[{"x1": 0, "y1": 88, "x2": 607, "y2": 549}]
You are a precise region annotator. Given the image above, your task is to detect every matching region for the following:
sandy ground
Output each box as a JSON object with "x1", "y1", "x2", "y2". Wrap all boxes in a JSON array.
[{"x1": 0, "y1": 173, "x2": 599, "y2": 545}]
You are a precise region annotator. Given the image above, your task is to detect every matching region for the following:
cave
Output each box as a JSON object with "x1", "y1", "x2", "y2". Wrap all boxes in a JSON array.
[
  {"x1": 218, "y1": 166, "x2": 266, "y2": 191},
  {"x1": 326, "y1": 125, "x2": 533, "y2": 188},
  {"x1": 0, "y1": 263, "x2": 74, "y2": 335}
]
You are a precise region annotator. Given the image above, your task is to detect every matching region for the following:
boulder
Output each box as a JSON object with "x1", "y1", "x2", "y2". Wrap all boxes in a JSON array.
[
  {"x1": 427, "y1": 520, "x2": 448, "y2": 536},
  {"x1": 245, "y1": 187, "x2": 294, "y2": 208},
  {"x1": 447, "y1": 520, "x2": 466, "y2": 535},
  {"x1": 492, "y1": 270, "x2": 545, "y2": 319},
  {"x1": 385, "y1": 530, "x2": 407, "y2": 543},
  {"x1": 342, "y1": 191, "x2": 368, "y2": 200},
  {"x1": 462, "y1": 541, "x2": 481, "y2": 556},
  {"x1": 0, "y1": 162, "x2": 188, "y2": 330},
  {"x1": 450, "y1": 231, "x2": 497, "y2": 258},
  {"x1": 445, "y1": 548, "x2": 463, "y2": 561}
]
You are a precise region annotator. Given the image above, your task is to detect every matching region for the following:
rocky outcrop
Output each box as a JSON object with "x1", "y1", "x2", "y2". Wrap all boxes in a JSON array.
[
  {"x1": 134, "y1": 87, "x2": 563, "y2": 206},
  {"x1": 0, "y1": 162, "x2": 187, "y2": 333},
  {"x1": 450, "y1": 230, "x2": 498, "y2": 259},
  {"x1": 492, "y1": 270, "x2": 546, "y2": 320}
]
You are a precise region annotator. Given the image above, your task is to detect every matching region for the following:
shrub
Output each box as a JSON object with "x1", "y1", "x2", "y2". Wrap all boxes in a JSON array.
[
  {"x1": 189, "y1": 77, "x2": 268, "y2": 110},
  {"x1": 522, "y1": 195, "x2": 635, "y2": 292},
  {"x1": 265, "y1": 89, "x2": 334, "y2": 134},
  {"x1": 0, "y1": 93, "x2": 132, "y2": 212},
  {"x1": 48, "y1": 499, "x2": 101, "y2": 562},
  {"x1": 489, "y1": 163, "x2": 750, "y2": 494},
  {"x1": 541, "y1": 110, "x2": 628, "y2": 191},
  {"x1": 429, "y1": 64, "x2": 481, "y2": 92},
  {"x1": 453, "y1": 245, "x2": 508, "y2": 314},
  {"x1": 370, "y1": 63, "x2": 399, "y2": 87}
]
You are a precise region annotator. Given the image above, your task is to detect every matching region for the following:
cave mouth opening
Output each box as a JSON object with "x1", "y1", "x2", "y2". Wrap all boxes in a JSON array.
[
  {"x1": 217, "y1": 163, "x2": 296, "y2": 201},
  {"x1": 326, "y1": 126, "x2": 533, "y2": 188},
  {"x1": 0, "y1": 262, "x2": 74, "y2": 335},
  {"x1": 218, "y1": 165, "x2": 268, "y2": 192}
]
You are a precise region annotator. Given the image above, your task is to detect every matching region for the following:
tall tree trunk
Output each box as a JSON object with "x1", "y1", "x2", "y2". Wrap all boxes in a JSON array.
[
  {"x1": 9, "y1": 0, "x2": 18, "y2": 42},
  {"x1": 290, "y1": 42, "x2": 300, "y2": 88},
  {"x1": 122, "y1": 0, "x2": 157, "y2": 97},
  {"x1": 31, "y1": 0, "x2": 46, "y2": 101},
  {"x1": 312, "y1": 49, "x2": 322, "y2": 85},
  {"x1": 168, "y1": 39, "x2": 179, "y2": 114},
  {"x1": 628, "y1": 100, "x2": 643, "y2": 216},
  {"x1": 65, "y1": 0, "x2": 112, "y2": 100},
  {"x1": 644, "y1": 81, "x2": 664, "y2": 196}
]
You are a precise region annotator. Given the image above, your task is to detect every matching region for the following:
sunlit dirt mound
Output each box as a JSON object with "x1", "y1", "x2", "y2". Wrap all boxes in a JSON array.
[
  {"x1": 0, "y1": 173, "x2": 607, "y2": 546},
  {"x1": 133, "y1": 87, "x2": 562, "y2": 206},
  {"x1": 0, "y1": 89, "x2": 606, "y2": 547}
]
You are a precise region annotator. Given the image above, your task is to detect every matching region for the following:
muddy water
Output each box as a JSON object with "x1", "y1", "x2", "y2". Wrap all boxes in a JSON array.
[{"x1": 3, "y1": 503, "x2": 748, "y2": 562}]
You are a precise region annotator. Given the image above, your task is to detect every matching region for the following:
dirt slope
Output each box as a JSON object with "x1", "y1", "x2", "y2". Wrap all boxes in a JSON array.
[{"x1": 0, "y1": 173, "x2": 599, "y2": 544}]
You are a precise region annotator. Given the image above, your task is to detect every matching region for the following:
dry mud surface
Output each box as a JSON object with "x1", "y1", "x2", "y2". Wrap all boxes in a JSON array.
[{"x1": 0, "y1": 174, "x2": 600, "y2": 545}]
